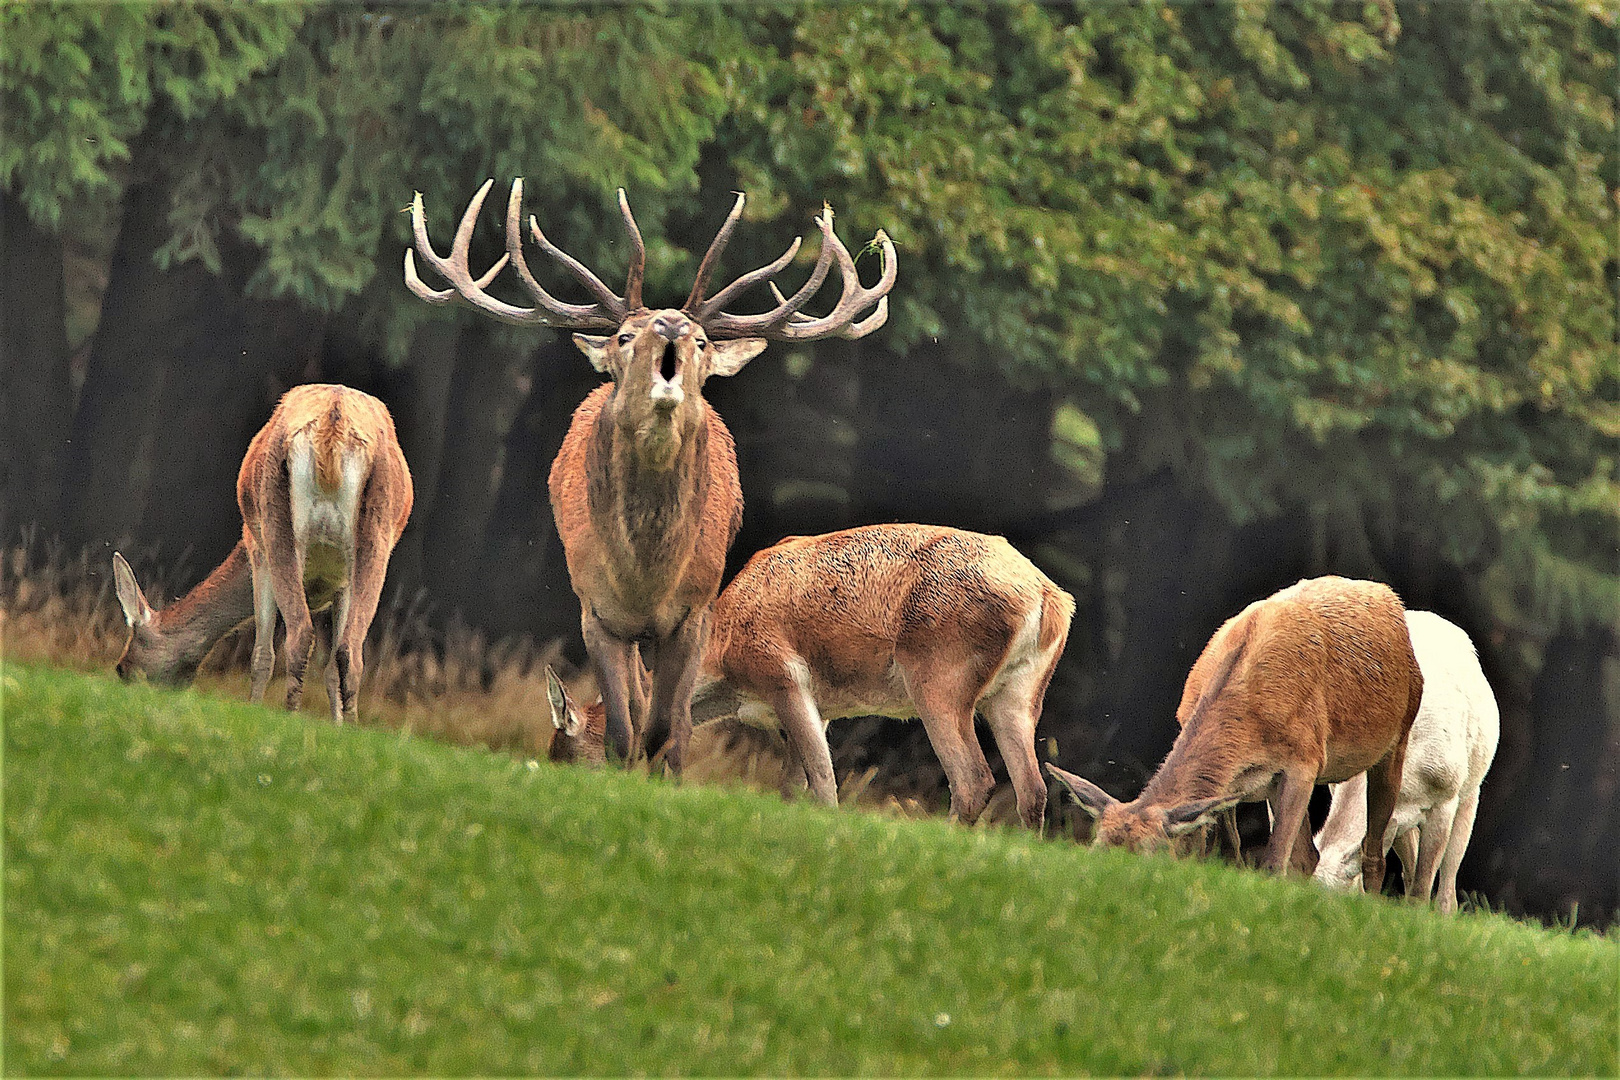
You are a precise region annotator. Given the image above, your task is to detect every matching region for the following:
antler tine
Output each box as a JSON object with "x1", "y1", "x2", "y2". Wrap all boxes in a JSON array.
[
  {"x1": 684, "y1": 192, "x2": 746, "y2": 312},
  {"x1": 695, "y1": 203, "x2": 842, "y2": 336},
  {"x1": 406, "y1": 181, "x2": 533, "y2": 324},
  {"x1": 773, "y1": 220, "x2": 895, "y2": 341},
  {"x1": 704, "y1": 208, "x2": 897, "y2": 342},
  {"x1": 619, "y1": 189, "x2": 646, "y2": 312},
  {"x1": 525, "y1": 211, "x2": 631, "y2": 320},
  {"x1": 501, "y1": 179, "x2": 622, "y2": 328},
  {"x1": 767, "y1": 283, "x2": 890, "y2": 339}
]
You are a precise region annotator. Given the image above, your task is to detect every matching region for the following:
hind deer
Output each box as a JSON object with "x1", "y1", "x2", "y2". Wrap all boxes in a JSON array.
[
  {"x1": 112, "y1": 384, "x2": 413, "y2": 723},
  {"x1": 1046, "y1": 576, "x2": 1422, "y2": 893},
  {"x1": 407, "y1": 179, "x2": 895, "y2": 772},
  {"x1": 547, "y1": 524, "x2": 1073, "y2": 829}
]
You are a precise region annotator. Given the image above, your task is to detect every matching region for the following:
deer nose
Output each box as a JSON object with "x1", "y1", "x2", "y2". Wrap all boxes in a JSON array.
[{"x1": 651, "y1": 312, "x2": 690, "y2": 341}]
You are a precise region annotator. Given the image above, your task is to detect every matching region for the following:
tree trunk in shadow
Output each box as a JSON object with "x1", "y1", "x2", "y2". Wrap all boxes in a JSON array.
[
  {"x1": 707, "y1": 342, "x2": 864, "y2": 568},
  {"x1": 139, "y1": 299, "x2": 318, "y2": 584},
  {"x1": 64, "y1": 139, "x2": 250, "y2": 563},
  {"x1": 481, "y1": 338, "x2": 603, "y2": 643},
  {"x1": 0, "y1": 190, "x2": 75, "y2": 546},
  {"x1": 421, "y1": 320, "x2": 525, "y2": 620},
  {"x1": 385, "y1": 318, "x2": 458, "y2": 597}
]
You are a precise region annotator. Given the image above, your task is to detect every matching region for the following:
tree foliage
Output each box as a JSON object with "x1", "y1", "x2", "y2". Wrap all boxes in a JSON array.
[{"x1": 4, "y1": 0, "x2": 1614, "y2": 640}]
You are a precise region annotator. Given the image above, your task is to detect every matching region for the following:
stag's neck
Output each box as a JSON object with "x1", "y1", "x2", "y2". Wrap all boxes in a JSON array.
[
  {"x1": 151, "y1": 540, "x2": 257, "y2": 675},
  {"x1": 588, "y1": 402, "x2": 711, "y2": 571}
]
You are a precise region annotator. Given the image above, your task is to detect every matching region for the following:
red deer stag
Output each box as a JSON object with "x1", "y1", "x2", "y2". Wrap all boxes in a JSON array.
[
  {"x1": 407, "y1": 179, "x2": 895, "y2": 771},
  {"x1": 112, "y1": 385, "x2": 413, "y2": 723},
  {"x1": 1045, "y1": 576, "x2": 1422, "y2": 893},
  {"x1": 546, "y1": 524, "x2": 1073, "y2": 829}
]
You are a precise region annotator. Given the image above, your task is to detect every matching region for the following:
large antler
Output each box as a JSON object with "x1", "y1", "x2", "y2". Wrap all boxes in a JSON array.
[
  {"x1": 405, "y1": 179, "x2": 644, "y2": 329},
  {"x1": 692, "y1": 199, "x2": 898, "y2": 342}
]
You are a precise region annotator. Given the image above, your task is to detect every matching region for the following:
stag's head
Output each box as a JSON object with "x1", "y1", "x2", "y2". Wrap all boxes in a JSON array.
[
  {"x1": 407, "y1": 180, "x2": 895, "y2": 469},
  {"x1": 110, "y1": 552, "x2": 191, "y2": 687},
  {"x1": 1045, "y1": 763, "x2": 1241, "y2": 854}
]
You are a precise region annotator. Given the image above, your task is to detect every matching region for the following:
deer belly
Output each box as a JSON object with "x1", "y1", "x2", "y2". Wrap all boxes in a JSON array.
[
  {"x1": 811, "y1": 661, "x2": 918, "y2": 722},
  {"x1": 302, "y1": 542, "x2": 349, "y2": 608}
]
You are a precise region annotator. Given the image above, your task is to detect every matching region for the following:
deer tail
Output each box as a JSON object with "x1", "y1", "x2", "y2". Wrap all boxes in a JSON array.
[{"x1": 308, "y1": 399, "x2": 346, "y2": 492}]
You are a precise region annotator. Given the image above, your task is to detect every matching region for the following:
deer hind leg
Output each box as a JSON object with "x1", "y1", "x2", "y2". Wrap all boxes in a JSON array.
[
  {"x1": 1407, "y1": 798, "x2": 1458, "y2": 907},
  {"x1": 1434, "y1": 788, "x2": 1481, "y2": 915},
  {"x1": 248, "y1": 559, "x2": 278, "y2": 705},
  {"x1": 980, "y1": 688, "x2": 1047, "y2": 831},
  {"x1": 334, "y1": 535, "x2": 394, "y2": 725},
  {"x1": 628, "y1": 641, "x2": 656, "y2": 762},
  {"x1": 316, "y1": 607, "x2": 342, "y2": 724},
  {"x1": 904, "y1": 667, "x2": 996, "y2": 826},
  {"x1": 263, "y1": 532, "x2": 314, "y2": 712}
]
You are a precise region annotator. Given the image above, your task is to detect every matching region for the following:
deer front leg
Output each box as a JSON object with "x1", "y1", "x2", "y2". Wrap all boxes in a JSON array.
[
  {"x1": 767, "y1": 678, "x2": 837, "y2": 806},
  {"x1": 1362, "y1": 741, "x2": 1408, "y2": 896},
  {"x1": 318, "y1": 610, "x2": 342, "y2": 724},
  {"x1": 646, "y1": 611, "x2": 708, "y2": 776},
  {"x1": 582, "y1": 613, "x2": 640, "y2": 762},
  {"x1": 1259, "y1": 768, "x2": 1316, "y2": 874}
]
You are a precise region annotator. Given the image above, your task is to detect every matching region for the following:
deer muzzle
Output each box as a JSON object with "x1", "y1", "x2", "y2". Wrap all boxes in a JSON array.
[{"x1": 650, "y1": 379, "x2": 684, "y2": 411}]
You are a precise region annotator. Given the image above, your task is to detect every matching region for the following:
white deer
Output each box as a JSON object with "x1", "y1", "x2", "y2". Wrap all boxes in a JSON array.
[{"x1": 1312, "y1": 610, "x2": 1500, "y2": 912}]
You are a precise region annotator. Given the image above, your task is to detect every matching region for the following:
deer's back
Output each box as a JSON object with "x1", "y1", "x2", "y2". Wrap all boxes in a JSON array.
[
  {"x1": 235, "y1": 384, "x2": 412, "y2": 565},
  {"x1": 711, "y1": 524, "x2": 1066, "y2": 714},
  {"x1": 1177, "y1": 576, "x2": 1420, "y2": 782}
]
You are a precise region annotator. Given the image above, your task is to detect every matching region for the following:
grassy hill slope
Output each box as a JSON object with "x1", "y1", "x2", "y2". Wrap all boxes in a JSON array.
[{"x1": 4, "y1": 663, "x2": 1616, "y2": 1076}]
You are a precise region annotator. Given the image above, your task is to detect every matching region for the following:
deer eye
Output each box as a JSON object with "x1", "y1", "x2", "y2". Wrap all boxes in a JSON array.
[{"x1": 617, "y1": 332, "x2": 635, "y2": 346}]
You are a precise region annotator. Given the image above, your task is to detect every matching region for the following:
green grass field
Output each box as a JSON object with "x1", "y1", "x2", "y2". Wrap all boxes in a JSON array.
[{"x1": 4, "y1": 663, "x2": 1616, "y2": 1076}]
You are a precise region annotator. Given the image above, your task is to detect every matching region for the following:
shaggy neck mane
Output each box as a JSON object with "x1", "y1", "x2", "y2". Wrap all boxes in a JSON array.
[{"x1": 587, "y1": 398, "x2": 712, "y2": 571}]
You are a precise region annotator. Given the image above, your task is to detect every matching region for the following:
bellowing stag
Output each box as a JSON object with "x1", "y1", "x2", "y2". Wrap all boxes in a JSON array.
[{"x1": 406, "y1": 179, "x2": 895, "y2": 770}]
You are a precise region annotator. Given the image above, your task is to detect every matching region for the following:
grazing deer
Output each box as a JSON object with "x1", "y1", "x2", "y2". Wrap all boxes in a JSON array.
[
  {"x1": 407, "y1": 179, "x2": 895, "y2": 772},
  {"x1": 112, "y1": 384, "x2": 413, "y2": 723},
  {"x1": 1314, "y1": 610, "x2": 1500, "y2": 912},
  {"x1": 1046, "y1": 576, "x2": 1422, "y2": 893},
  {"x1": 546, "y1": 524, "x2": 1073, "y2": 829}
]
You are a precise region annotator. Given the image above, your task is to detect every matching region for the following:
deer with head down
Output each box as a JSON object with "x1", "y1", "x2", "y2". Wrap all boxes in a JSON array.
[
  {"x1": 1046, "y1": 576, "x2": 1422, "y2": 893},
  {"x1": 407, "y1": 180, "x2": 895, "y2": 771},
  {"x1": 546, "y1": 523, "x2": 1073, "y2": 829},
  {"x1": 111, "y1": 384, "x2": 413, "y2": 722}
]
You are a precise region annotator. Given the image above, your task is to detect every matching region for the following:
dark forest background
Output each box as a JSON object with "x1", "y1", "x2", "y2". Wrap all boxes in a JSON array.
[{"x1": 2, "y1": 2, "x2": 1615, "y2": 925}]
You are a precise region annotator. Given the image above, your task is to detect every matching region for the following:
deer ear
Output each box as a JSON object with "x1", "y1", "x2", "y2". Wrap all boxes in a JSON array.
[
  {"x1": 545, "y1": 666, "x2": 583, "y2": 737},
  {"x1": 111, "y1": 552, "x2": 152, "y2": 628},
  {"x1": 572, "y1": 333, "x2": 614, "y2": 374},
  {"x1": 1163, "y1": 794, "x2": 1245, "y2": 838},
  {"x1": 1045, "y1": 763, "x2": 1117, "y2": 820},
  {"x1": 707, "y1": 337, "x2": 767, "y2": 379}
]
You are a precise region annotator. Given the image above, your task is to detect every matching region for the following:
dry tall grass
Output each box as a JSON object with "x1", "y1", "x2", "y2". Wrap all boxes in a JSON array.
[{"x1": 1, "y1": 539, "x2": 1003, "y2": 823}]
